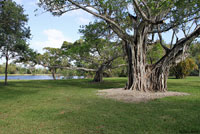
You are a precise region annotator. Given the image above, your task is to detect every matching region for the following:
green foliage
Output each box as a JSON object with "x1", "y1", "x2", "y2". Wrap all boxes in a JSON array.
[
  {"x1": 0, "y1": 0, "x2": 32, "y2": 84},
  {"x1": 61, "y1": 21, "x2": 126, "y2": 78},
  {"x1": 37, "y1": 47, "x2": 69, "y2": 79},
  {"x1": 147, "y1": 41, "x2": 165, "y2": 64},
  {"x1": 171, "y1": 58, "x2": 198, "y2": 79},
  {"x1": 40, "y1": 47, "x2": 67, "y2": 67},
  {"x1": 38, "y1": 0, "x2": 200, "y2": 33},
  {"x1": 0, "y1": 0, "x2": 31, "y2": 58},
  {"x1": 0, "y1": 64, "x2": 49, "y2": 75},
  {"x1": 188, "y1": 42, "x2": 200, "y2": 76},
  {"x1": 190, "y1": 42, "x2": 200, "y2": 67},
  {"x1": 0, "y1": 64, "x2": 17, "y2": 74}
]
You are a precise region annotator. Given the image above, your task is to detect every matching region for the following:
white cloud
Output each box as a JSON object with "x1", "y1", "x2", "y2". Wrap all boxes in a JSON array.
[{"x1": 30, "y1": 29, "x2": 73, "y2": 53}]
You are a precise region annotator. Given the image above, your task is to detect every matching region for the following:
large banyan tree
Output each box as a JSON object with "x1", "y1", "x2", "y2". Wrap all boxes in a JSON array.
[{"x1": 38, "y1": 0, "x2": 200, "y2": 92}]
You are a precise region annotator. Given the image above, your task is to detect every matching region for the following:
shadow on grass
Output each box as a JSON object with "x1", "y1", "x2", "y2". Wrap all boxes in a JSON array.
[
  {"x1": 0, "y1": 78, "x2": 127, "y2": 102},
  {"x1": 0, "y1": 81, "x2": 40, "y2": 101},
  {"x1": 3, "y1": 79, "x2": 127, "y2": 90},
  {"x1": 0, "y1": 88, "x2": 39, "y2": 102},
  {"x1": 61, "y1": 79, "x2": 127, "y2": 90}
]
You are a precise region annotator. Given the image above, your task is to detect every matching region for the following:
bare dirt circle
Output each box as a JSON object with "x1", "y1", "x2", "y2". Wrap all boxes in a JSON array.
[{"x1": 97, "y1": 88, "x2": 189, "y2": 103}]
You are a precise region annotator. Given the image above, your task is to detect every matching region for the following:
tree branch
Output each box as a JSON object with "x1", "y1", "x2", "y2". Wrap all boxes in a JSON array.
[
  {"x1": 153, "y1": 26, "x2": 200, "y2": 69},
  {"x1": 111, "y1": 64, "x2": 127, "y2": 69},
  {"x1": 140, "y1": 0, "x2": 151, "y2": 17},
  {"x1": 67, "y1": 0, "x2": 127, "y2": 40},
  {"x1": 157, "y1": 25, "x2": 170, "y2": 52},
  {"x1": 149, "y1": 16, "x2": 200, "y2": 34},
  {"x1": 170, "y1": 30, "x2": 175, "y2": 49},
  {"x1": 133, "y1": 0, "x2": 163, "y2": 25},
  {"x1": 44, "y1": 65, "x2": 98, "y2": 72}
]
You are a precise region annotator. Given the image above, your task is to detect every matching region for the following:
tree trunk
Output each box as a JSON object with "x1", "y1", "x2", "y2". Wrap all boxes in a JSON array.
[
  {"x1": 147, "y1": 67, "x2": 169, "y2": 92},
  {"x1": 124, "y1": 24, "x2": 169, "y2": 92},
  {"x1": 5, "y1": 55, "x2": 9, "y2": 85},
  {"x1": 125, "y1": 42, "x2": 169, "y2": 92},
  {"x1": 93, "y1": 70, "x2": 103, "y2": 82},
  {"x1": 93, "y1": 61, "x2": 110, "y2": 82},
  {"x1": 51, "y1": 69, "x2": 56, "y2": 80}
]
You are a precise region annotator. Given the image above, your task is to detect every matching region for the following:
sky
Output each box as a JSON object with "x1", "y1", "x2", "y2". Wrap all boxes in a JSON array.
[{"x1": 13, "y1": 0, "x2": 93, "y2": 53}]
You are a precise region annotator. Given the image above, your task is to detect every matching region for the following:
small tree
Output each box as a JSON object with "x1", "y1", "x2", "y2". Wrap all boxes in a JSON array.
[
  {"x1": 171, "y1": 58, "x2": 198, "y2": 79},
  {"x1": 38, "y1": 47, "x2": 69, "y2": 80},
  {"x1": 0, "y1": 0, "x2": 31, "y2": 85}
]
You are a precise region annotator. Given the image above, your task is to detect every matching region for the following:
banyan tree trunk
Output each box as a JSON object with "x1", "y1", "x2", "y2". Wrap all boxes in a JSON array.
[
  {"x1": 124, "y1": 24, "x2": 169, "y2": 92},
  {"x1": 125, "y1": 42, "x2": 169, "y2": 92}
]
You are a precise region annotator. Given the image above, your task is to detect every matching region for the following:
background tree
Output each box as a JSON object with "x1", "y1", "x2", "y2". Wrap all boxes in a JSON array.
[
  {"x1": 171, "y1": 58, "x2": 198, "y2": 79},
  {"x1": 0, "y1": 0, "x2": 31, "y2": 85},
  {"x1": 38, "y1": 0, "x2": 200, "y2": 91},
  {"x1": 190, "y1": 42, "x2": 200, "y2": 76},
  {"x1": 62, "y1": 39, "x2": 125, "y2": 82},
  {"x1": 37, "y1": 47, "x2": 69, "y2": 80},
  {"x1": 61, "y1": 21, "x2": 126, "y2": 82}
]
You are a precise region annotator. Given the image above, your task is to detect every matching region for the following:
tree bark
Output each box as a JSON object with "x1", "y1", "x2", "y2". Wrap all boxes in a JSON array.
[
  {"x1": 93, "y1": 70, "x2": 103, "y2": 82},
  {"x1": 93, "y1": 64, "x2": 105, "y2": 82},
  {"x1": 124, "y1": 24, "x2": 200, "y2": 92},
  {"x1": 124, "y1": 23, "x2": 169, "y2": 92},
  {"x1": 51, "y1": 69, "x2": 56, "y2": 80},
  {"x1": 92, "y1": 55, "x2": 122, "y2": 82},
  {"x1": 5, "y1": 54, "x2": 9, "y2": 85},
  {"x1": 125, "y1": 40, "x2": 169, "y2": 92}
]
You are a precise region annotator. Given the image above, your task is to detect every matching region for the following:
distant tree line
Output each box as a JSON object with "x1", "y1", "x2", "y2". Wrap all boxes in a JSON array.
[{"x1": 0, "y1": 64, "x2": 49, "y2": 75}]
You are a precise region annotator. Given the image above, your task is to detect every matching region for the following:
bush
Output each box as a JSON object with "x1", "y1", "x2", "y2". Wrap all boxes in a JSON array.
[{"x1": 171, "y1": 58, "x2": 198, "y2": 79}]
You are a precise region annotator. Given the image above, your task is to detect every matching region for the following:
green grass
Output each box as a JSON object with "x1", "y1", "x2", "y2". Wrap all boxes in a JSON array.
[{"x1": 0, "y1": 77, "x2": 199, "y2": 134}]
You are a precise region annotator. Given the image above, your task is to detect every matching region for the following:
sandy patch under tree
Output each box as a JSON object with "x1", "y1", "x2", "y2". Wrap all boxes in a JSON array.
[{"x1": 97, "y1": 88, "x2": 189, "y2": 103}]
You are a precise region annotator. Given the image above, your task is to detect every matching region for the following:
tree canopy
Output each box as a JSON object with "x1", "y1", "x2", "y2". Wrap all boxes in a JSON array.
[
  {"x1": 0, "y1": 0, "x2": 32, "y2": 85},
  {"x1": 38, "y1": 0, "x2": 200, "y2": 91},
  {"x1": 36, "y1": 47, "x2": 69, "y2": 80}
]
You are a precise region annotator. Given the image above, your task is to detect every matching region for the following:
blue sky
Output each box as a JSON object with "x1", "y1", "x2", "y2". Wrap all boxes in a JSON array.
[{"x1": 14, "y1": 0, "x2": 93, "y2": 53}]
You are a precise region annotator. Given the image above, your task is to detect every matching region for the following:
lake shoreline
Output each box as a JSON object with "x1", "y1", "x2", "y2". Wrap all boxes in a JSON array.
[
  {"x1": 0, "y1": 75, "x2": 84, "y2": 80},
  {"x1": 0, "y1": 74, "x2": 53, "y2": 76}
]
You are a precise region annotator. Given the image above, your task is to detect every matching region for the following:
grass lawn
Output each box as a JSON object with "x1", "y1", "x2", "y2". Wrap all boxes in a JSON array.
[{"x1": 0, "y1": 77, "x2": 200, "y2": 134}]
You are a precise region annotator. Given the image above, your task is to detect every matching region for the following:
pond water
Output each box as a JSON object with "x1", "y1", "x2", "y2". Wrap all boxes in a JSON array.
[{"x1": 0, "y1": 75, "x2": 84, "y2": 80}]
